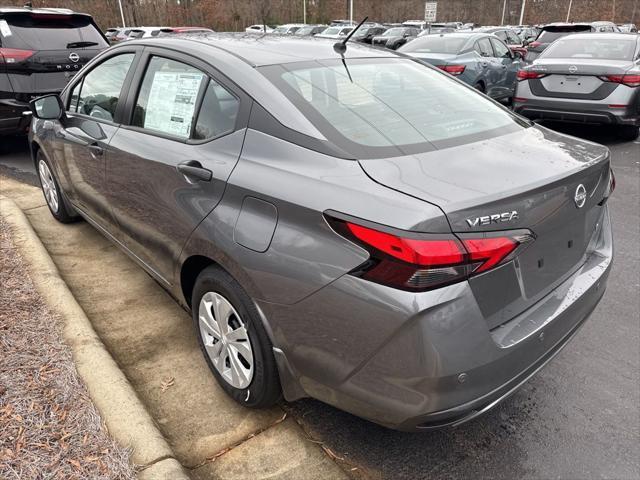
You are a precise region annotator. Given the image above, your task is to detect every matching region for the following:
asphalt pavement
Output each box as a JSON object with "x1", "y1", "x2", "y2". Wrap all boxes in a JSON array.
[{"x1": 1, "y1": 123, "x2": 638, "y2": 480}]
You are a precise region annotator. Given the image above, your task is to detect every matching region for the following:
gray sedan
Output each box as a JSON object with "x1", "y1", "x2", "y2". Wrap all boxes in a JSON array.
[
  {"x1": 514, "y1": 33, "x2": 640, "y2": 140},
  {"x1": 28, "y1": 34, "x2": 613, "y2": 431}
]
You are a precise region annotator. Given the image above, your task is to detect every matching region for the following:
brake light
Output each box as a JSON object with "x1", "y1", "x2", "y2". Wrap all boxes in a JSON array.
[
  {"x1": 599, "y1": 74, "x2": 640, "y2": 87},
  {"x1": 436, "y1": 64, "x2": 466, "y2": 76},
  {"x1": 599, "y1": 168, "x2": 615, "y2": 206},
  {"x1": 517, "y1": 69, "x2": 546, "y2": 81},
  {"x1": 0, "y1": 48, "x2": 35, "y2": 64},
  {"x1": 528, "y1": 41, "x2": 541, "y2": 48},
  {"x1": 331, "y1": 218, "x2": 533, "y2": 291}
]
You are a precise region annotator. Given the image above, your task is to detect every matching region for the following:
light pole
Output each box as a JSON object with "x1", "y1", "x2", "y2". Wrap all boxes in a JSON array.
[
  {"x1": 501, "y1": 0, "x2": 507, "y2": 25},
  {"x1": 303, "y1": 0, "x2": 306, "y2": 24},
  {"x1": 350, "y1": 0, "x2": 353, "y2": 25},
  {"x1": 566, "y1": 0, "x2": 573, "y2": 22},
  {"x1": 518, "y1": 0, "x2": 526, "y2": 25},
  {"x1": 118, "y1": 0, "x2": 126, "y2": 28}
]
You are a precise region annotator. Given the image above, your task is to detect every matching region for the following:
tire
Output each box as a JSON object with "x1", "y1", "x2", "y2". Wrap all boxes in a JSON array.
[
  {"x1": 192, "y1": 265, "x2": 281, "y2": 408},
  {"x1": 36, "y1": 150, "x2": 78, "y2": 223},
  {"x1": 617, "y1": 125, "x2": 639, "y2": 141}
]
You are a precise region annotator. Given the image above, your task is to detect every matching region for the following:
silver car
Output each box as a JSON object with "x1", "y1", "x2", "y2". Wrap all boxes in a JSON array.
[
  {"x1": 514, "y1": 33, "x2": 640, "y2": 140},
  {"x1": 28, "y1": 34, "x2": 614, "y2": 430}
]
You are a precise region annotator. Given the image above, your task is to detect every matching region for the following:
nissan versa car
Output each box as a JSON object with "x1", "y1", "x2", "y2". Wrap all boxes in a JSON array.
[
  {"x1": 29, "y1": 34, "x2": 614, "y2": 430},
  {"x1": 0, "y1": 6, "x2": 108, "y2": 135},
  {"x1": 399, "y1": 32, "x2": 522, "y2": 100},
  {"x1": 514, "y1": 33, "x2": 640, "y2": 140}
]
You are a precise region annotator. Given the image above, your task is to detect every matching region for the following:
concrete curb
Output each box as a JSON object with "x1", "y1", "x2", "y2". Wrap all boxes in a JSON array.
[{"x1": 0, "y1": 195, "x2": 189, "y2": 480}]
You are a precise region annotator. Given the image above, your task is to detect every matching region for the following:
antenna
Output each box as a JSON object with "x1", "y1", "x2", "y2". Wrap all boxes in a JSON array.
[{"x1": 333, "y1": 16, "x2": 368, "y2": 54}]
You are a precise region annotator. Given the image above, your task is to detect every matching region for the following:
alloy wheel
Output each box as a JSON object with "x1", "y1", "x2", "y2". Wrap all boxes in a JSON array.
[
  {"x1": 38, "y1": 160, "x2": 59, "y2": 213},
  {"x1": 198, "y1": 291, "x2": 254, "y2": 389}
]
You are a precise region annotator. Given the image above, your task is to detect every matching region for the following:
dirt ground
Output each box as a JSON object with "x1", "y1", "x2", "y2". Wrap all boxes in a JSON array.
[{"x1": 0, "y1": 217, "x2": 136, "y2": 480}]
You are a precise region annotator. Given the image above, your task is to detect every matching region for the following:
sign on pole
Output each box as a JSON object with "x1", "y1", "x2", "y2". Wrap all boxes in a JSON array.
[{"x1": 424, "y1": 2, "x2": 438, "y2": 22}]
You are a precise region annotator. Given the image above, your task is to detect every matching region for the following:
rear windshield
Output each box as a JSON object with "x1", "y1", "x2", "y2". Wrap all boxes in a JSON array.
[
  {"x1": 261, "y1": 58, "x2": 525, "y2": 158},
  {"x1": 537, "y1": 27, "x2": 591, "y2": 43},
  {"x1": 401, "y1": 36, "x2": 467, "y2": 53},
  {"x1": 0, "y1": 14, "x2": 107, "y2": 50},
  {"x1": 542, "y1": 37, "x2": 636, "y2": 61}
]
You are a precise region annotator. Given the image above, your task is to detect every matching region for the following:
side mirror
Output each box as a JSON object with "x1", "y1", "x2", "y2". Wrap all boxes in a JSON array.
[{"x1": 30, "y1": 94, "x2": 64, "y2": 120}]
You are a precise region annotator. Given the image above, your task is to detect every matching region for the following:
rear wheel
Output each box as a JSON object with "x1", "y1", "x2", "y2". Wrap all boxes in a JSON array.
[
  {"x1": 36, "y1": 151, "x2": 78, "y2": 223},
  {"x1": 617, "y1": 125, "x2": 639, "y2": 141},
  {"x1": 192, "y1": 265, "x2": 281, "y2": 408}
]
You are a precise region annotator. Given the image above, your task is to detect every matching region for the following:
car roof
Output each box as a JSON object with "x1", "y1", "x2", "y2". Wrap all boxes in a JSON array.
[
  {"x1": 0, "y1": 6, "x2": 89, "y2": 16},
  {"x1": 561, "y1": 32, "x2": 640, "y2": 40},
  {"x1": 129, "y1": 33, "x2": 399, "y2": 67}
]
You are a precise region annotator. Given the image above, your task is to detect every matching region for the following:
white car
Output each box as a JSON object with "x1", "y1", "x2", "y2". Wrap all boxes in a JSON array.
[
  {"x1": 315, "y1": 26, "x2": 353, "y2": 39},
  {"x1": 125, "y1": 26, "x2": 166, "y2": 39},
  {"x1": 272, "y1": 24, "x2": 306, "y2": 35},
  {"x1": 245, "y1": 24, "x2": 273, "y2": 34}
]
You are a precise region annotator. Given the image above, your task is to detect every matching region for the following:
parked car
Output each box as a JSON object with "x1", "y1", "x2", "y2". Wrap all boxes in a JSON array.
[
  {"x1": 525, "y1": 22, "x2": 617, "y2": 61},
  {"x1": 315, "y1": 26, "x2": 353, "y2": 39},
  {"x1": 106, "y1": 27, "x2": 135, "y2": 44},
  {"x1": 245, "y1": 24, "x2": 274, "y2": 34},
  {"x1": 0, "y1": 6, "x2": 108, "y2": 136},
  {"x1": 402, "y1": 20, "x2": 428, "y2": 30},
  {"x1": 352, "y1": 26, "x2": 387, "y2": 44},
  {"x1": 400, "y1": 32, "x2": 522, "y2": 101},
  {"x1": 514, "y1": 32, "x2": 640, "y2": 140},
  {"x1": 515, "y1": 25, "x2": 540, "y2": 42},
  {"x1": 293, "y1": 25, "x2": 327, "y2": 36},
  {"x1": 475, "y1": 27, "x2": 527, "y2": 58},
  {"x1": 617, "y1": 23, "x2": 638, "y2": 33},
  {"x1": 272, "y1": 24, "x2": 305, "y2": 35},
  {"x1": 28, "y1": 33, "x2": 614, "y2": 431},
  {"x1": 105, "y1": 27, "x2": 123, "y2": 43},
  {"x1": 330, "y1": 19, "x2": 355, "y2": 26},
  {"x1": 155, "y1": 27, "x2": 214, "y2": 36},
  {"x1": 418, "y1": 26, "x2": 457, "y2": 36},
  {"x1": 372, "y1": 27, "x2": 419, "y2": 49},
  {"x1": 124, "y1": 26, "x2": 165, "y2": 39}
]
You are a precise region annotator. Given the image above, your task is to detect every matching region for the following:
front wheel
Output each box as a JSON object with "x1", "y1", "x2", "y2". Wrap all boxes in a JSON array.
[
  {"x1": 36, "y1": 151, "x2": 78, "y2": 223},
  {"x1": 192, "y1": 265, "x2": 281, "y2": 408},
  {"x1": 617, "y1": 125, "x2": 639, "y2": 141}
]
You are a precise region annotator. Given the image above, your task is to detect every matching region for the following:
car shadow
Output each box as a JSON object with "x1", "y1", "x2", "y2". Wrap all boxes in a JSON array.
[{"x1": 535, "y1": 121, "x2": 626, "y2": 146}]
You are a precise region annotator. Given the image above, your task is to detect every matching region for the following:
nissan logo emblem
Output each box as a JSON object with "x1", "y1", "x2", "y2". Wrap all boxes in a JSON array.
[
  {"x1": 568, "y1": 65, "x2": 577, "y2": 74},
  {"x1": 574, "y1": 184, "x2": 587, "y2": 208},
  {"x1": 69, "y1": 52, "x2": 80, "y2": 63}
]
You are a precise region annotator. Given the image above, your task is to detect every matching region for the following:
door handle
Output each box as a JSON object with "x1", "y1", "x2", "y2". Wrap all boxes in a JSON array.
[
  {"x1": 177, "y1": 160, "x2": 212, "y2": 182},
  {"x1": 88, "y1": 143, "x2": 103, "y2": 157}
]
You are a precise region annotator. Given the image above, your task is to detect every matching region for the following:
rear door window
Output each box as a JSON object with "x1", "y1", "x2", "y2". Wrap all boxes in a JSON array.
[
  {"x1": 477, "y1": 38, "x2": 494, "y2": 57},
  {"x1": 70, "y1": 53, "x2": 135, "y2": 121},
  {"x1": 193, "y1": 80, "x2": 240, "y2": 140},
  {"x1": 0, "y1": 13, "x2": 107, "y2": 50},
  {"x1": 490, "y1": 38, "x2": 511, "y2": 58},
  {"x1": 132, "y1": 56, "x2": 207, "y2": 139}
]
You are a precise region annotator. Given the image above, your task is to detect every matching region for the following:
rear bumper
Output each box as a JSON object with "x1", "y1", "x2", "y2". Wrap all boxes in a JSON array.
[
  {"x1": 266, "y1": 208, "x2": 613, "y2": 430},
  {"x1": 514, "y1": 102, "x2": 640, "y2": 126}
]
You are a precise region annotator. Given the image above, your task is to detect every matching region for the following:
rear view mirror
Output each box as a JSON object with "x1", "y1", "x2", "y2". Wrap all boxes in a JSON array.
[{"x1": 30, "y1": 94, "x2": 64, "y2": 120}]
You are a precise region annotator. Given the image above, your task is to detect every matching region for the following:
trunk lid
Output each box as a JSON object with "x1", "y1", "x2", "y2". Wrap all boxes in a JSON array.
[
  {"x1": 359, "y1": 125, "x2": 611, "y2": 329},
  {"x1": 404, "y1": 52, "x2": 459, "y2": 65},
  {"x1": 528, "y1": 59, "x2": 630, "y2": 99}
]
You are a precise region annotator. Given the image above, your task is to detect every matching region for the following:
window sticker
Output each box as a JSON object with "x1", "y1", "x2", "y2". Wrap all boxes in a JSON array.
[
  {"x1": 144, "y1": 71, "x2": 204, "y2": 138},
  {"x1": 0, "y1": 20, "x2": 12, "y2": 37}
]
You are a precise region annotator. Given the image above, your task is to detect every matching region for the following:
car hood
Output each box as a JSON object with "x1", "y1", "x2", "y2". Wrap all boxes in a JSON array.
[{"x1": 358, "y1": 125, "x2": 609, "y2": 232}]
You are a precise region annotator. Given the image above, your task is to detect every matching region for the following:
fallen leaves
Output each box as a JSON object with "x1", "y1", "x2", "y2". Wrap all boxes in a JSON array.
[{"x1": 160, "y1": 377, "x2": 175, "y2": 392}]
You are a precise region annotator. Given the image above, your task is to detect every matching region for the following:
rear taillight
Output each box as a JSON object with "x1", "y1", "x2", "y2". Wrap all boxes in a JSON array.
[
  {"x1": 436, "y1": 64, "x2": 466, "y2": 76},
  {"x1": 599, "y1": 74, "x2": 640, "y2": 87},
  {"x1": 0, "y1": 48, "x2": 35, "y2": 64},
  {"x1": 517, "y1": 69, "x2": 546, "y2": 81},
  {"x1": 599, "y1": 168, "x2": 615, "y2": 206},
  {"x1": 330, "y1": 218, "x2": 534, "y2": 291},
  {"x1": 528, "y1": 41, "x2": 541, "y2": 48}
]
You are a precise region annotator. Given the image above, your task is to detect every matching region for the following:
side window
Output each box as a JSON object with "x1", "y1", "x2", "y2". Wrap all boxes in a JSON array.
[
  {"x1": 491, "y1": 38, "x2": 511, "y2": 58},
  {"x1": 477, "y1": 38, "x2": 494, "y2": 57},
  {"x1": 495, "y1": 31, "x2": 508, "y2": 41},
  {"x1": 193, "y1": 79, "x2": 240, "y2": 140},
  {"x1": 507, "y1": 31, "x2": 521, "y2": 44},
  {"x1": 132, "y1": 56, "x2": 207, "y2": 139},
  {"x1": 73, "y1": 53, "x2": 135, "y2": 121}
]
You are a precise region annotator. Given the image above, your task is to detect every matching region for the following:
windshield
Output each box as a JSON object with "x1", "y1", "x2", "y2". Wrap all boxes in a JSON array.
[
  {"x1": 261, "y1": 58, "x2": 525, "y2": 158},
  {"x1": 401, "y1": 36, "x2": 467, "y2": 53},
  {"x1": 322, "y1": 27, "x2": 342, "y2": 35},
  {"x1": 384, "y1": 28, "x2": 405, "y2": 36},
  {"x1": 0, "y1": 14, "x2": 107, "y2": 50},
  {"x1": 295, "y1": 27, "x2": 314, "y2": 35},
  {"x1": 273, "y1": 26, "x2": 289, "y2": 34},
  {"x1": 538, "y1": 27, "x2": 591, "y2": 43},
  {"x1": 542, "y1": 37, "x2": 636, "y2": 61}
]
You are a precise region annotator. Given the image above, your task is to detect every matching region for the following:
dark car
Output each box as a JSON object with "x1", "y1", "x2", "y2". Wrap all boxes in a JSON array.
[
  {"x1": 293, "y1": 25, "x2": 327, "y2": 36},
  {"x1": 0, "y1": 7, "x2": 108, "y2": 136},
  {"x1": 28, "y1": 34, "x2": 613, "y2": 431},
  {"x1": 525, "y1": 22, "x2": 619, "y2": 62},
  {"x1": 155, "y1": 27, "x2": 215, "y2": 37},
  {"x1": 353, "y1": 26, "x2": 387, "y2": 44},
  {"x1": 372, "y1": 27, "x2": 419, "y2": 50},
  {"x1": 400, "y1": 32, "x2": 523, "y2": 101}
]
